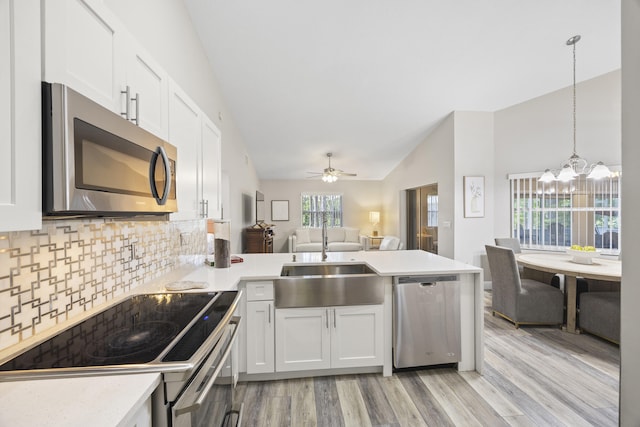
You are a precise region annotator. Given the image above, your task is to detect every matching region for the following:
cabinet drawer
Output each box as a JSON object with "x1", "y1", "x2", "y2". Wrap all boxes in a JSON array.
[{"x1": 246, "y1": 281, "x2": 274, "y2": 301}]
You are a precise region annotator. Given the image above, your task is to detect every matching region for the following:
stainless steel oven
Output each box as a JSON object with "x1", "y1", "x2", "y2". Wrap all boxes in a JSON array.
[
  {"x1": 167, "y1": 317, "x2": 241, "y2": 427},
  {"x1": 42, "y1": 82, "x2": 177, "y2": 216},
  {"x1": 0, "y1": 291, "x2": 242, "y2": 427}
]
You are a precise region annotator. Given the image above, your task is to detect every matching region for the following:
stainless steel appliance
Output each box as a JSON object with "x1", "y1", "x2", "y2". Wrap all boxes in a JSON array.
[
  {"x1": 42, "y1": 82, "x2": 177, "y2": 216},
  {"x1": 0, "y1": 291, "x2": 241, "y2": 427},
  {"x1": 393, "y1": 275, "x2": 460, "y2": 368}
]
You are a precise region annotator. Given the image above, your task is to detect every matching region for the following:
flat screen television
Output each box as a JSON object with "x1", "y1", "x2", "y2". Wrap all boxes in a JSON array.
[{"x1": 256, "y1": 191, "x2": 265, "y2": 223}]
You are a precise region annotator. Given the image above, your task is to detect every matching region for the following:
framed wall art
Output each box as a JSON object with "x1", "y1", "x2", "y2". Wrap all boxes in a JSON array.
[
  {"x1": 271, "y1": 200, "x2": 289, "y2": 221},
  {"x1": 464, "y1": 176, "x2": 485, "y2": 218}
]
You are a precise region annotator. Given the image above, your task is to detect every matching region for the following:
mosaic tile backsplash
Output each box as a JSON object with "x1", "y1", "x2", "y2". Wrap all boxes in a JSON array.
[{"x1": 0, "y1": 218, "x2": 206, "y2": 352}]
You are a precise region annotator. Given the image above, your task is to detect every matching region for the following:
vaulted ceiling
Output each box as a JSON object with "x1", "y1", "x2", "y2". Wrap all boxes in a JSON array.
[{"x1": 184, "y1": 0, "x2": 620, "y2": 181}]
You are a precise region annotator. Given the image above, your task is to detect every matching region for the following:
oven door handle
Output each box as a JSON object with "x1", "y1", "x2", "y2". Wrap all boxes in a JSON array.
[{"x1": 173, "y1": 317, "x2": 240, "y2": 417}]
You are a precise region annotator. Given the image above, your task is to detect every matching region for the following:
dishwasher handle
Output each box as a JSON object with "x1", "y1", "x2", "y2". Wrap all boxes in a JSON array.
[{"x1": 394, "y1": 274, "x2": 459, "y2": 284}]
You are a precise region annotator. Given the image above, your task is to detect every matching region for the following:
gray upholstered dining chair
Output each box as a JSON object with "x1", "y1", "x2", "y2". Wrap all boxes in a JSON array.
[
  {"x1": 485, "y1": 245, "x2": 564, "y2": 328},
  {"x1": 579, "y1": 291, "x2": 620, "y2": 344},
  {"x1": 494, "y1": 237, "x2": 525, "y2": 276},
  {"x1": 494, "y1": 237, "x2": 522, "y2": 253}
]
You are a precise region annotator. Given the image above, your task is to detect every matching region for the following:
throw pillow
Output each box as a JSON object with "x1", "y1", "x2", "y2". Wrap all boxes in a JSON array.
[
  {"x1": 344, "y1": 228, "x2": 360, "y2": 243},
  {"x1": 296, "y1": 228, "x2": 310, "y2": 244}
]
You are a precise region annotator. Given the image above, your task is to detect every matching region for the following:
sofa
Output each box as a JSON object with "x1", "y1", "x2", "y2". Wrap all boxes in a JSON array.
[{"x1": 288, "y1": 227, "x2": 366, "y2": 252}]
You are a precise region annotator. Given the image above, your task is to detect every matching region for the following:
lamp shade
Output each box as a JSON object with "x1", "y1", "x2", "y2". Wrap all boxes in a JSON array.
[{"x1": 369, "y1": 211, "x2": 380, "y2": 224}]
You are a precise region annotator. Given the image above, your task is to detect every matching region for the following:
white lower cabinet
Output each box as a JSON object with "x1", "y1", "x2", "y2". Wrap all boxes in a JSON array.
[
  {"x1": 275, "y1": 305, "x2": 384, "y2": 372},
  {"x1": 246, "y1": 300, "x2": 275, "y2": 374},
  {"x1": 245, "y1": 281, "x2": 275, "y2": 374}
]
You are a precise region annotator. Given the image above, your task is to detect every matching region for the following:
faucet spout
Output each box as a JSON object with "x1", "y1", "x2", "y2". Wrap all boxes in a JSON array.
[{"x1": 322, "y1": 213, "x2": 328, "y2": 261}]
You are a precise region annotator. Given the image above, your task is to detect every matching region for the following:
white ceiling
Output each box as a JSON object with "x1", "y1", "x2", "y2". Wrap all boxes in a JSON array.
[{"x1": 184, "y1": 0, "x2": 620, "y2": 181}]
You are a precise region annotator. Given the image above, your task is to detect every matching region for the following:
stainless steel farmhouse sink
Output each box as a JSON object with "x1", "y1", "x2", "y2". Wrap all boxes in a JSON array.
[{"x1": 275, "y1": 263, "x2": 383, "y2": 308}]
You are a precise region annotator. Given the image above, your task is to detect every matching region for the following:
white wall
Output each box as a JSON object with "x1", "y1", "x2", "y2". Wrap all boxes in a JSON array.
[
  {"x1": 453, "y1": 112, "x2": 495, "y2": 266},
  {"x1": 260, "y1": 180, "x2": 382, "y2": 252},
  {"x1": 621, "y1": 1, "x2": 640, "y2": 424},
  {"x1": 380, "y1": 111, "x2": 495, "y2": 266},
  {"x1": 493, "y1": 70, "x2": 621, "y2": 238},
  {"x1": 382, "y1": 114, "x2": 455, "y2": 258},
  {"x1": 104, "y1": 0, "x2": 260, "y2": 253}
]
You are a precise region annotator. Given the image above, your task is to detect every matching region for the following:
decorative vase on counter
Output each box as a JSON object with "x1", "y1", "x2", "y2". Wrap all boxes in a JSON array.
[{"x1": 213, "y1": 220, "x2": 231, "y2": 268}]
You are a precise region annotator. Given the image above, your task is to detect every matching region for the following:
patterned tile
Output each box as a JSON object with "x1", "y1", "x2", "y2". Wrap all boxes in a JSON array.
[{"x1": 0, "y1": 218, "x2": 206, "y2": 351}]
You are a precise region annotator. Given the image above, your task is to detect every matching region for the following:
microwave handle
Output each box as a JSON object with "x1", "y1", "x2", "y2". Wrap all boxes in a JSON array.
[{"x1": 149, "y1": 146, "x2": 171, "y2": 205}]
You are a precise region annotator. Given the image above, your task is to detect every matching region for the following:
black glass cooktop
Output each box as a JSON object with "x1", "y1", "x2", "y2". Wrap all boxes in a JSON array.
[{"x1": 0, "y1": 292, "x2": 237, "y2": 372}]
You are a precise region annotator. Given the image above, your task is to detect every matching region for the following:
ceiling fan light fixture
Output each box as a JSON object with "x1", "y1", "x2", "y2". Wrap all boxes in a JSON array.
[
  {"x1": 322, "y1": 173, "x2": 337, "y2": 183},
  {"x1": 308, "y1": 153, "x2": 355, "y2": 182}
]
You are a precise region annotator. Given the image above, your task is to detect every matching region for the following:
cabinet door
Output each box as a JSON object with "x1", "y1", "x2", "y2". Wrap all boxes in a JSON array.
[
  {"x1": 169, "y1": 82, "x2": 201, "y2": 221},
  {"x1": 201, "y1": 116, "x2": 222, "y2": 219},
  {"x1": 331, "y1": 305, "x2": 384, "y2": 368},
  {"x1": 0, "y1": 0, "x2": 41, "y2": 232},
  {"x1": 275, "y1": 308, "x2": 331, "y2": 372},
  {"x1": 124, "y1": 40, "x2": 169, "y2": 139},
  {"x1": 246, "y1": 301, "x2": 275, "y2": 374},
  {"x1": 42, "y1": 0, "x2": 126, "y2": 112}
]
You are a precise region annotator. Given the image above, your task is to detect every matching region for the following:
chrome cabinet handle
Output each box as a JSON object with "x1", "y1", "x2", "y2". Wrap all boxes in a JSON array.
[
  {"x1": 333, "y1": 309, "x2": 336, "y2": 328},
  {"x1": 325, "y1": 309, "x2": 329, "y2": 329},
  {"x1": 268, "y1": 304, "x2": 271, "y2": 324},
  {"x1": 132, "y1": 92, "x2": 140, "y2": 125},
  {"x1": 121, "y1": 86, "x2": 131, "y2": 120}
]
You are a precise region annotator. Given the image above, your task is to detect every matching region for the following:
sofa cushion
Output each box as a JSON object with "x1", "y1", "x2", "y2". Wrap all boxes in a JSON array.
[
  {"x1": 327, "y1": 227, "x2": 345, "y2": 243},
  {"x1": 308, "y1": 228, "x2": 323, "y2": 242},
  {"x1": 295, "y1": 228, "x2": 310, "y2": 244},
  {"x1": 344, "y1": 227, "x2": 360, "y2": 243},
  {"x1": 295, "y1": 243, "x2": 322, "y2": 252},
  {"x1": 328, "y1": 242, "x2": 362, "y2": 251}
]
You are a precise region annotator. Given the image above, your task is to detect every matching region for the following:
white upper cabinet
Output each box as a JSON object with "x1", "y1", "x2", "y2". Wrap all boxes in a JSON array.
[
  {"x1": 42, "y1": 0, "x2": 125, "y2": 112},
  {"x1": 42, "y1": 0, "x2": 169, "y2": 139},
  {"x1": 121, "y1": 40, "x2": 169, "y2": 139},
  {"x1": 0, "y1": 0, "x2": 42, "y2": 232},
  {"x1": 201, "y1": 116, "x2": 222, "y2": 219},
  {"x1": 42, "y1": 0, "x2": 220, "y2": 222},
  {"x1": 169, "y1": 82, "x2": 201, "y2": 221}
]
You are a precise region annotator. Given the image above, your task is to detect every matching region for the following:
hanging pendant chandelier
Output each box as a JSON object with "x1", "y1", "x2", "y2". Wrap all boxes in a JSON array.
[{"x1": 539, "y1": 35, "x2": 612, "y2": 183}]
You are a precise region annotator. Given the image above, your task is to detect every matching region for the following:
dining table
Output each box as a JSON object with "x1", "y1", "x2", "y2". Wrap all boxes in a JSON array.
[{"x1": 516, "y1": 252, "x2": 621, "y2": 333}]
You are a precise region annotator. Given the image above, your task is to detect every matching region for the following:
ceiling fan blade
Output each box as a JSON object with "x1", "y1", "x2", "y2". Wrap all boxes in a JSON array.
[{"x1": 339, "y1": 173, "x2": 357, "y2": 177}]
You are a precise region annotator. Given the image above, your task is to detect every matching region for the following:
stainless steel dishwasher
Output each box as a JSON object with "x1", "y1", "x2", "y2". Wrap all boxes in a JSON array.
[{"x1": 393, "y1": 274, "x2": 461, "y2": 369}]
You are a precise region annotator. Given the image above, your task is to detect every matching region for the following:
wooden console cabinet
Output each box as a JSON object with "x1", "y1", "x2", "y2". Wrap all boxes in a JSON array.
[{"x1": 245, "y1": 226, "x2": 274, "y2": 253}]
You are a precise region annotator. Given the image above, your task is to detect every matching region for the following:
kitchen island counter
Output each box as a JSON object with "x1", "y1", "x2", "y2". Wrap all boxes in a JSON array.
[
  {"x1": 0, "y1": 250, "x2": 482, "y2": 426},
  {"x1": 138, "y1": 249, "x2": 482, "y2": 293}
]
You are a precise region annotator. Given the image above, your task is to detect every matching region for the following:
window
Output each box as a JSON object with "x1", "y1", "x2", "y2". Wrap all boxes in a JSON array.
[
  {"x1": 301, "y1": 193, "x2": 343, "y2": 227},
  {"x1": 427, "y1": 194, "x2": 438, "y2": 227},
  {"x1": 509, "y1": 171, "x2": 620, "y2": 252}
]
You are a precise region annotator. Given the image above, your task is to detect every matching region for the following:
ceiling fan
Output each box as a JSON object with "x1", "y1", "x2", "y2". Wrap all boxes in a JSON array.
[{"x1": 307, "y1": 153, "x2": 357, "y2": 182}]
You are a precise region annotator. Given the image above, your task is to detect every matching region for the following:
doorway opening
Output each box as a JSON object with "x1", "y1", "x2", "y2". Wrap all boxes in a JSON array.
[{"x1": 406, "y1": 183, "x2": 438, "y2": 253}]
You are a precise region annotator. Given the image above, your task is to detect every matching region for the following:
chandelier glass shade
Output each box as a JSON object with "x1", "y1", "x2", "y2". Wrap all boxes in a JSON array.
[{"x1": 539, "y1": 35, "x2": 611, "y2": 184}]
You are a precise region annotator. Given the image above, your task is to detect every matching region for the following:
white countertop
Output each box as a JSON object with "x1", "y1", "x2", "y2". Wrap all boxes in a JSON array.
[
  {"x1": 139, "y1": 250, "x2": 482, "y2": 294},
  {"x1": 0, "y1": 373, "x2": 160, "y2": 427},
  {"x1": 0, "y1": 250, "x2": 481, "y2": 426}
]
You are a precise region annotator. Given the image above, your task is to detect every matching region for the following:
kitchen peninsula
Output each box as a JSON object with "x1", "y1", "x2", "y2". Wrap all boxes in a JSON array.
[{"x1": 0, "y1": 250, "x2": 483, "y2": 426}]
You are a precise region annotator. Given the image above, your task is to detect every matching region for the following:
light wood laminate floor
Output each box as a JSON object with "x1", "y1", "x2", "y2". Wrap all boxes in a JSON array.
[{"x1": 236, "y1": 291, "x2": 620, "y2": 426}]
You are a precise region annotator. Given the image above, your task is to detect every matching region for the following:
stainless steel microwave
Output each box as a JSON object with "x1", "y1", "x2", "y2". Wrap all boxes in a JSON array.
[{"x1": 42, "y1": 82, "x2": 177, "y2": 217}]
